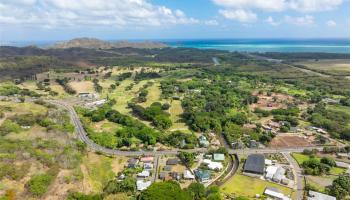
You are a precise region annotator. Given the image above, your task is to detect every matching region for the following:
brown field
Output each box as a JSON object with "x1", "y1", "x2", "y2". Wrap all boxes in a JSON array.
[
  {"x1": 250, "y1": 92, "x2": 293, "y2": 111},
  {"x1": 69, "y1": 81, "x2": 95, "y2": 94},
  {"x1": 269, "y1": 135, "x2": 313, "y2": 148}
]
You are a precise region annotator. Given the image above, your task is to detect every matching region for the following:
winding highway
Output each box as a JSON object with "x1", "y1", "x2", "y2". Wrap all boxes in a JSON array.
[{"x1": 49, "y1": 99, "x2": 324, "y2": 157}]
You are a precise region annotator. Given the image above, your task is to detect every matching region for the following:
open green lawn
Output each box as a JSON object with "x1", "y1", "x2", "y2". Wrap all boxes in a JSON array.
[
  {"x1": 277, "y1": 85, "x2": 308, "y2": 96},
  {"x1": 101, "y1": 79, "x2": 147, "y2": 114},
  {"x1": 292, "y1": 153, "x2": 315, "y2": 165},
  {"x1": 221, "y1": 173, "x2": 295, "y2": 199},
  {"x1": 169, "y1": 100, "x2": 189, "y2": 132},
  {"x1": 139, "y1": 82, "x2": 164, "y2": 107}
]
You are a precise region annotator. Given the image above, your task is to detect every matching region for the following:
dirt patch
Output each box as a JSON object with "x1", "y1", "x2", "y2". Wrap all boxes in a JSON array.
[
  {"x1": 250, "y1": 92, "x2": 294, "y2": 111},
  {"x1": 270, "y1": 135, "x2": 313, "y2": 148},
  {"x1": 111, "y1": 156, "x2": 127, "y2": 175}
]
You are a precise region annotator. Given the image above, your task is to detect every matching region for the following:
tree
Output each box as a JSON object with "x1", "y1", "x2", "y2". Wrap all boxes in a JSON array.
[
  {"x1": 186, "y1": 183, "x2": 205, "y2": 200},
  {"x1": 328, "y1": 175, "x2": 350, "y2": 199},
  {"x1": 321, "y1": 157, "x2": 336, "y2": 167},
  {"x1": 179, "y1": 152, "x2": 196, "y2": 168},
  {"x1": 139, "y1": 181, "x2": 192, "y2": 200},
  {"x1": 103, "y1": 177, "x2": 136, "y2": 194}
]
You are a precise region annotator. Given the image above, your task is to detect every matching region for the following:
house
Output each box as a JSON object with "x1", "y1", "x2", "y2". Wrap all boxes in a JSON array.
[
  {"x1": 163, "y1": 165, "x2": 173, "y2": 171},
  {"x1": 127, "y1": 158, "x2": 139, "y2": 168},
  {"x1": 137, "y1": 170, "x2": 150, "y2": 178},
  {"x1": 78, "y1": 92, "x2": 99, "y2": 101},
  {"x1": 232, "y1": 141, "x2": 245, "y2": 149},
  {"x1": 264, "y1": 187, "x2": 291, "y2": 200},
  {"x1": 85, "y1": 99, "x2": 107, "y2": 108},
  {"x1": 308, "y1": 190, "x2": 336, "y2": 200},
  {"x1": 272, "y1": 167, "x2": 286, "y2": 183},
  {"x1": 137, "y1": 180, "x2": 152, "y2": 191},
  {"x1": 166, "y1": 158, "x2": 179, "y2": 165},
  {"x1": 213, "y1": 154, "x2": 225, "y2": 162},
  {"x1": 249, "y1": 140, "x2": 260, "y2": 148},
  {"x1": 244, "y1": 154, "x2": 265, "y2": 176},
  {"x1": 140, "y1": 156, "x2": 154, "y2": 163},
  {"x1": 195, "y1": 169, "x2": 211, "y2": 183},
  {"x1": 266, "y1": 166, "x2": 278, "y2": 180},
  {"x1": 199, "y1": 135, "x2": 210, "y2": 147},
  {"x1": 203, "y1": 159, "x2": 223, "y2": 170},
  {"x1": 183, "y1": 170, "x2": 195, "y2": 180},
  {"x1": 144, "y1": 163, "x2": 153, "y2": 170},
  {"x1": 335, "y1": 161, "x2": 350, "y2": 169}
]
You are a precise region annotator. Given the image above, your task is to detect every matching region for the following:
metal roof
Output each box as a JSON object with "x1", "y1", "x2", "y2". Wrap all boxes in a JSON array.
[{"x1": 244, "y1": 154, "x2": 265, "y2": 174}]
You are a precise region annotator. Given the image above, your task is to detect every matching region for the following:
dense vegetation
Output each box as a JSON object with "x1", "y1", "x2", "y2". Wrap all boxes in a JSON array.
[{"x1": 129, "y1": 102, "x2": 172, "y2": 130}]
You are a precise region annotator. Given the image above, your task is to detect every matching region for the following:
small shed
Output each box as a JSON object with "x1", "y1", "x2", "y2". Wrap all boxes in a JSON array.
[{"x1": 213, "y1": 154, "x2": 225, "y2": 162}]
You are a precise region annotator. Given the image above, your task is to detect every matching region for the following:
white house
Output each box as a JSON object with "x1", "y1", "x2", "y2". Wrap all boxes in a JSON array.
[
  {"x1": 183, "y1": 170, "x2": 195, "y2": 180},
  {"x1": 137, "y1": 170, "x2": 150, "y2": 178},
  {"x1": 137, "y1": 180, "x2": 152, "y2": 191}
]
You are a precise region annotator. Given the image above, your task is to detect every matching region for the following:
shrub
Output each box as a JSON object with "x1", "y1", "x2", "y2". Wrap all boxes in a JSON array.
[
  {"x1": 0, "y1": 120, "x2": 21, "y2": 136},
  {"x1": 27, "y1": 174, "x2": 54, "y2": 196}
]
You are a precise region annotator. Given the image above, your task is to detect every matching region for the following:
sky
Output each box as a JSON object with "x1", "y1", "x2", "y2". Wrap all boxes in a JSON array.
[{"x1": 0, "y1": 0, "x2": 350, "y2": 41}]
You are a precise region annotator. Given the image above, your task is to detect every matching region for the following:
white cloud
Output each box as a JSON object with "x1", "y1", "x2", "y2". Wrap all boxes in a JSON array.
[
  {"x1": 204, "y1": 20, "x2": 219, "y2": 26},
  {"x1": 285, "y1": 15, "x2": 315, "y2": 26},
  {"x1": 0, "y1": 0, "x2": 200, "y2": 28},
  {"x1": 326, "y1": 20, "x2": 336, "y2": 27},
  {"x1": 213, "y1": 0, "x2": 286, "y2": 11},
  {"x1": 213, "y1": 0, "x2": 343, "y2": 12},
  {"x1": 265, "y1": 16, "x2": 280, "y2": 26},
  {"x1": 219, "y1": 9, "x2": 257, "y2": 23}
]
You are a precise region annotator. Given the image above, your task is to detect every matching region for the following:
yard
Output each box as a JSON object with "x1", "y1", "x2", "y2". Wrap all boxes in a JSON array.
[{"x1": 220, "y1": 173, "x2": 295, "y2": 199}]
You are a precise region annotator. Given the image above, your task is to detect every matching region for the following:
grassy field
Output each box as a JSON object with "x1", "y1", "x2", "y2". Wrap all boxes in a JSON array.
[
  {"x1": 297, "y1": 59, "x2": 350, "y2": 75},
  {"x1": 139, "y1": 82, "x2": 163, "y2": 107},
  {"x1": 169, "y1": 100, "x2": 189, "y2": 131},
  {"x1": 221, "y1": 173, "x2": 295, "y2": 199},
  {"x1": 0, "y1": 101, "x2": 48, "y2": 115},
  {"x1": 101, "y1": 79, "x2": 146, "y2": 114},
  {"x1": 82, "y1": 153, "x2": 115, "y2": 192}
]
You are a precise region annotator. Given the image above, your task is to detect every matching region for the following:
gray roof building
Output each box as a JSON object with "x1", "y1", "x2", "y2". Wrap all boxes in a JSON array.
[
  {"x1": 244, "y1": 154, "x2": 265, "y2": 175},
  {"x1": 166, "y1": 158, "x2": 179, "y2": 165},
  {"x1": 308, "y1": 191, "x2": 336, "y2": 200}
]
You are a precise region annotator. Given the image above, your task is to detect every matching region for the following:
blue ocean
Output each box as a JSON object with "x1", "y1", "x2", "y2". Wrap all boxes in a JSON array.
[
  {"x1": 2, "y1": 39, "x2": 350, "y2": 53},
  {"x1": 163, "y1": 39, "x2": 350, "y2": 53}
]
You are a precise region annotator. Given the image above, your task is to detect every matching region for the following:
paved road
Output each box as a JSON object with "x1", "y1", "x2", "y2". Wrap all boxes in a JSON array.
[
  {"x1": 284, "y1": 153, "x2": 304, "y2": 200},
  {"x1": 49, "y1": 100, "x2": 325, "y2": 157}
]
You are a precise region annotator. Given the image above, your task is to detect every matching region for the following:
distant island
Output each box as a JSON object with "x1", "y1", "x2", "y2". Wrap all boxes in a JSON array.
[{"x1": 49, "y1": 37, "x2": 168, "y2": 49}]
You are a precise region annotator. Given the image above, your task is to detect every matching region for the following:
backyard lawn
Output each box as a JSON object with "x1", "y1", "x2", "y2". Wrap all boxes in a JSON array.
[{"x1": 220, "y1": 173, "x2": 295, "y2": 199}]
